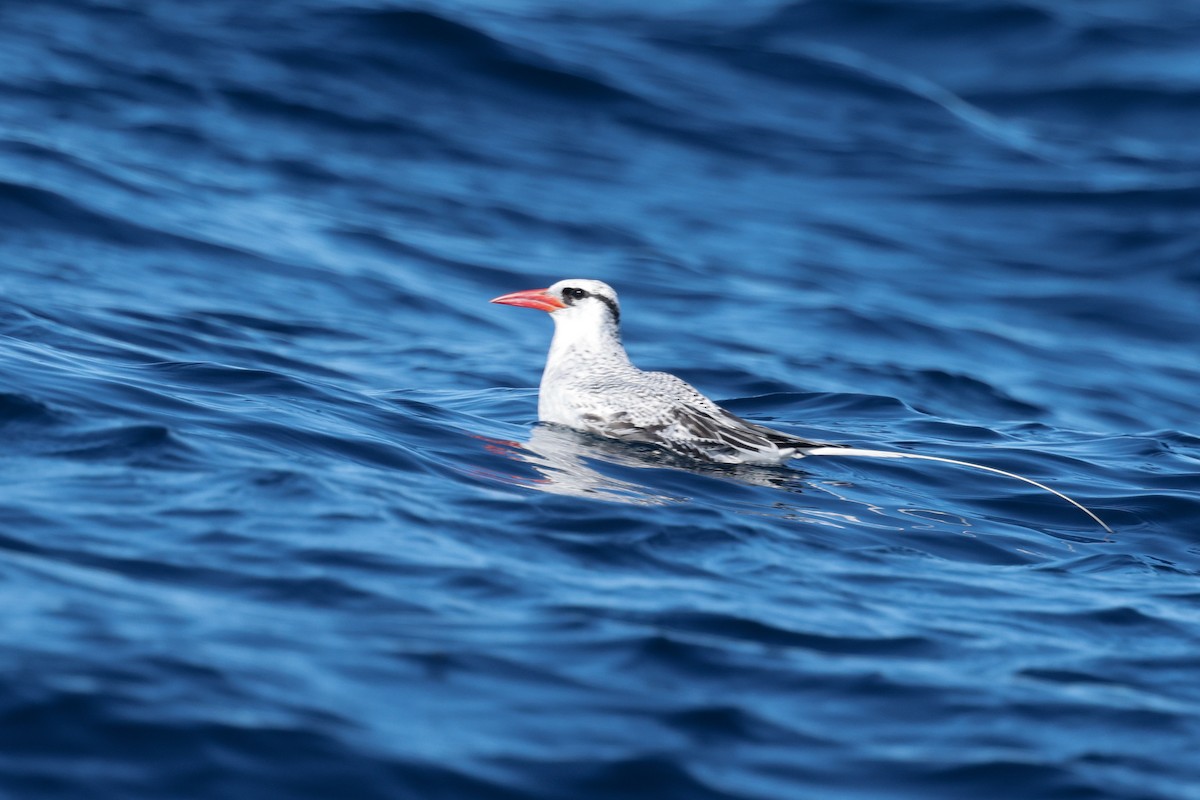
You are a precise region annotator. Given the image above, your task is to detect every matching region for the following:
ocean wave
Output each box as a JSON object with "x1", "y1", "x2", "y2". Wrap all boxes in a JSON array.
[
  {"x1": 309, "y1": 8, "x2": 644, "y2": 106},
  {"x1": 748, "y1": 0, "x2": 1057, "y2": 39},
  {"x1": 2, "y1": 0, "x2": 1199, "y2": 798}
]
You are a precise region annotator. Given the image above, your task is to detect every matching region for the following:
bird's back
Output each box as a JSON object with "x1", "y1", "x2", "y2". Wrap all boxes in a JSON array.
[{"x1": 543, "y1": 363, "x2": 826, "y2": 464}]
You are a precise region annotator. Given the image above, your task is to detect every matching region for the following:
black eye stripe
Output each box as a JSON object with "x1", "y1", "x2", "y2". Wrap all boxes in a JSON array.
[
  {"x1": 597, "y1": 294, "x2": 620, "y2": 324},
  {"x1": 560, "y1": 286, "x2": 620, "y2": 323}
]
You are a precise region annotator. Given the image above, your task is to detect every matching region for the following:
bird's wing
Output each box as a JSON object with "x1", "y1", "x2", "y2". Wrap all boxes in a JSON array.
[
  {"x1": 572, "y1": 404, "x2": 769, "y2": 462},
  {"x1": 662, "y1": 405, "x2": 788, "y2": 462},
  {"x1": 572, "y1": 371, "x2": 831, "y2": 463},
  {"x1": 730, "y1": 413, "x2": 842, "y2": 451}
]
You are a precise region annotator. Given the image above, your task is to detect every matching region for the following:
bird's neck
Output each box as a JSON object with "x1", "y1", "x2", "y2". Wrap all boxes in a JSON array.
[
  {"x1": 544, "y1": 314, "x2": 629, "y2": 378},
  {"x1": 537, "y1": 311, "x2": 630, "y2": 425}
]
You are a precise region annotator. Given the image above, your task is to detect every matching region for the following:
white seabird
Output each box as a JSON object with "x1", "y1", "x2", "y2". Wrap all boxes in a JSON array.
[{"x1": 491, "y1": 278, "x2": 1112, "y2": 533}]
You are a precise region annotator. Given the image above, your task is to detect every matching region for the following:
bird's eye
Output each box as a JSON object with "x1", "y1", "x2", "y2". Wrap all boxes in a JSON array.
[{"x1": 563, "y1": 287, "x2": 588, "y2": 301}]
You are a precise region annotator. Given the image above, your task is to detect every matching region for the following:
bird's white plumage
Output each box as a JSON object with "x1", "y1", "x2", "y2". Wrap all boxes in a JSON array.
[
  {"x1": 529, "y1": 279, "x2": 831, "y2": 464},
  {"x1": 491, "y1": 278, "x2": 1114, "y2": 533}
]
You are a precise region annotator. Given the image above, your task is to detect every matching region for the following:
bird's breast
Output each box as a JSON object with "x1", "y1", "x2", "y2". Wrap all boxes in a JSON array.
[
  {"x1": 536, "y1": 382, "x2": 578, "y2": 426},
  {"x1": 537, "y1": 360, "x2": 628, "y2": 428}
]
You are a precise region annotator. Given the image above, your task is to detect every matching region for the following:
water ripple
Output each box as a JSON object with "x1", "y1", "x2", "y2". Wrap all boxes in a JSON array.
[{"x1": 1, "y1": 0, "x2": 1198, "y2": 798}]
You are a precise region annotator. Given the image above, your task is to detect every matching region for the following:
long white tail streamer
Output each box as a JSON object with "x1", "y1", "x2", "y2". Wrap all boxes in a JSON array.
[{"x1": 802, "y1": 447, "x2": 1113, "y2": 535}]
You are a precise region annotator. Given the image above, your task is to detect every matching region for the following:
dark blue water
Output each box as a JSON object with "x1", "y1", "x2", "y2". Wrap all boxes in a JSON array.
[{"x1": 3, "y1": 1, "x2": 1199, "y2": 797}]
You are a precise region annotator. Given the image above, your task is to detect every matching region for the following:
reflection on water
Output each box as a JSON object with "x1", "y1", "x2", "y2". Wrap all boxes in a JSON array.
[
  {"x1": 478, "y1": 424, "x2": 1112, "y2": 548},
  {"x1": 487, "y1": 423, "x2": 808, "y2": 505},
  {"x1": 480, "y1": 423, "x2": 983, "y2": 537}
]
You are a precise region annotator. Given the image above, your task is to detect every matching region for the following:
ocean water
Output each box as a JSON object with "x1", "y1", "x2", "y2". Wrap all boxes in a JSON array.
[{"x1": 2, "y1": 0, "x2": 1199, "y2": 797}]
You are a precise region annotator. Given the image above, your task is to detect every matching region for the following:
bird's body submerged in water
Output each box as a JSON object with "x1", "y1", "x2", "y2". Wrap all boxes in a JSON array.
[{"x1": 491, "y1": 279, "x2": 1112, "y2": 533}]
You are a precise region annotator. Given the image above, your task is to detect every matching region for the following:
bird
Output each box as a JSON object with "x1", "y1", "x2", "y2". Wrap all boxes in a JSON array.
[{"x1": 491, "y1": 279, "x2": 1112, "y2": 534}]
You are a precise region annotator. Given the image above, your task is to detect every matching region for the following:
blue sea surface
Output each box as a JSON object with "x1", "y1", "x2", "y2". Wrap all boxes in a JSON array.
[{"x1": 2, "y1": 0, "x2": 1199, "y2": 797}]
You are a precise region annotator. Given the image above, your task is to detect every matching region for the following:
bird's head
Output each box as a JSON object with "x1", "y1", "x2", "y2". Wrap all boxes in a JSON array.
[{"x1": 491, "y1": 279, "x2": 621, "y2": 328}]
